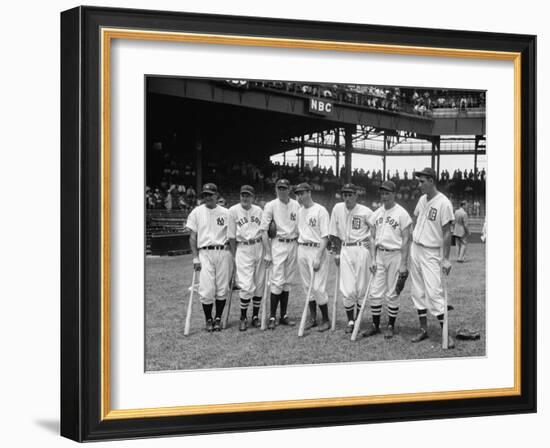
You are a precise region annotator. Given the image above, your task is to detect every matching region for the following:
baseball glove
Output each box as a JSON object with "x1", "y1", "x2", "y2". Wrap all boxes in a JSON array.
[
  {"x1": 267, "y1": 220, "x2": 277, "y2": 239},
  {"x1": 395, "y1": 270, "x2": 409, "y2": 295},
  {"x1": 456, "y1": 327, "x2": 481, "y2": 340}
]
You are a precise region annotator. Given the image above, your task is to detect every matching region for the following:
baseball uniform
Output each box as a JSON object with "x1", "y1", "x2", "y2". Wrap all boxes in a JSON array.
[
  {"x1": 453, "y1": 206, "x2": 469, "y2": 262},
  {"x1": 410, "y1": 192, "x2": 454, "y2": 316},
  {"x1": 228, "y1": 203, "x2": 265, "y2": 317},
  {"x1": 297, "y1": 202, "x2": 330, "y2": 306},
  {"x1": 186, "y1": 204, "x2": 233, "y2": 305},
  {"x1": 329, "y1": 202, "x2": 374, "y2": 315},
  {"x1": 369, "y1": 203, "x2": 412, "y2": 323},
  {"x1": 260, "y1": 198, "x2": 300, "y2": 295}
]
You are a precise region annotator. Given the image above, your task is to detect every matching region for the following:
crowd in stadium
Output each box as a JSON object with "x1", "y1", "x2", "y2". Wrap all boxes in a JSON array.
[
  {"x1": 146, "y1": 161, "x2": 486, "y2": 219},
  {"x1": 223, "y1": 79, "x2": 486, "y2": 116}
]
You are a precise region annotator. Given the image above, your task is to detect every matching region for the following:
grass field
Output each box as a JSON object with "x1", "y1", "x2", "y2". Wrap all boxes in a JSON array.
[{"x1": 145, "y1": 244, "x2": 486, "y2": 371}]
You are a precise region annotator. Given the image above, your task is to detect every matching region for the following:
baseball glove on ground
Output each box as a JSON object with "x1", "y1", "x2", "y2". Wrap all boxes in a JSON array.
[
  {"x1": 267, "y1": 220, "x2": 277, "y2": 239},
  {"x1": 456, "y1": 327, "x2": 481, "y2": 340},
  {"x1": 395, "y1": 270, "x2": 409, "y2": 295}
]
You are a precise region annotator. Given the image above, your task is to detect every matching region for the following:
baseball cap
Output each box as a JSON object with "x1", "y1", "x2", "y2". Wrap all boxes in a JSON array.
[
  {"x1": 275, "y1": 178, "x2": 291, "y2": 189},
  {"x1": 201, "y1": 183, "x2": 218, "y2": 195},
  {"x1": 240, "y1": 185, "x2": 255, "y2": 195},
  {"x1": 294, "y1": 182, "x2": 312, "y2": 193},
  {"x1": 414, "y1": 167, "x2": 437, "y2": 179},
  {"x1": 379, "y1": 180, "x2": 396, "y2": 192},
  {"x1": 341, "y1": 183, "x2": 357, "y2": 193}
]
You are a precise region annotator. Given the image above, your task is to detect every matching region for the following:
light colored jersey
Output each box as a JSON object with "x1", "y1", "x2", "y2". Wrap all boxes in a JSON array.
[
  {"x1": 370, "y1": 203, "x2": 412, "y2": 250},
  {"x1": 260, "y1": 198, "x2": 300, "y2": 239},
  {"x1": 185, "y1": 204, "x2": 230, "y2": 248},
  {"x1": 228, "y1": 204, "x2": 263, "y2": 242},
  {"x1": 329, "y1": 202, "x2": 373, "y2": 243},
  {"x1": 297, "y1": 202, "x2": 330, "y2": 244},
  {"x1": 412, "y1": 193, "x2": 454, "y2": 248},
  {"x1": 452, "y1": 208, "x2": 468, "y2": 237}
]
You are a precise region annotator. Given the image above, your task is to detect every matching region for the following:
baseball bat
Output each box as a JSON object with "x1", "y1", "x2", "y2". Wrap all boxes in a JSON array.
[
  {"x1": 351, "y1": 275, "x2": 374, "y2": 341},
  {"x1": 331, "y1": 265, "x2": 340, "y2": 331},
  {"x1": 184, "y1": 269, "x2": 197, "y2": 336},
  {"x1": 298, "y1": 266, "x2": 315, "y2": 337},
  {"x1": 222, "y1": 273, "x2": 235, "y2": 329},
  {"x1": 260, "y1": 268, "x2": 271, "y2": 330},
  {"x1": 442, "y1": 274, "x2": 449, "y2": 349}
]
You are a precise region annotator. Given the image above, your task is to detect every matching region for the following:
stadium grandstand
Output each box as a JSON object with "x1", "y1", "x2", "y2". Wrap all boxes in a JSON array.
[{"x1": 146, "y1": 77, "x2": 486, "y2": 255}]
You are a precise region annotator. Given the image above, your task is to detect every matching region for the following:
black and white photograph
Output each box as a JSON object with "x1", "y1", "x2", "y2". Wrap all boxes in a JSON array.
[{"x1": 145, "y1": 77, "x2": 487, "y2": 371}]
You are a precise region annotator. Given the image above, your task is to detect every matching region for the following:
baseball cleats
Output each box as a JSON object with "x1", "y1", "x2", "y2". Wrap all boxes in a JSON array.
[
  {"x1": 317, "y1": 320, "x2": 331, "y2": 332},
  {"x1": 251, "y1": 316, "x2": 260, "y2": 328},
  {"x1": 345, "y1": 320, "x2": 355, "y2": 334},
  {"x1": 239, "y1": 318, "x2": 248, "y2": 332},
  {"x1": 384, "y1": 325, "x2": 395, "y2": 339},
  {"x1": 361, "y1": 324, "x2": 381, "y2": 338},
  {"x1": 205, "y1": 319, "x2": 214, "y2": 333},
  {"x1": 213, "y1": 317, "x2": 222, "y2": 332},
  {"x1": 267, "y1": 317, "x2": 276, "y2": 330},
  {"x1": 279, "y1": 315, "x2": 296, "y2": 326},
  {"x1": 411, "y1": 328, "x2": 428, "y2": 343},
  {"x1": 304, "y1": 319, "x2": 318, "y2": 331}
]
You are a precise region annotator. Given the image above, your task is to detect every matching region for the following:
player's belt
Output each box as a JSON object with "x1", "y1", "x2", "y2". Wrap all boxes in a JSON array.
[
  {"x1": 299, "y1": 242, "x2": 320, "y2": 248},
  {"x1": 342, "y1": 241, "x2": 369, "y2": 247},
  {"x1": 376, "y1": 246, "x2": 399, "y2": 252},
  {"x1": 277, "y1": 238, "x2": 297, "y2": 243},
  {"x1": 199, "y1": 245, "x2": 227, "y2": 250},
  {"x1": 237, "y1": 237, "x2": 262, "y2": 245}
]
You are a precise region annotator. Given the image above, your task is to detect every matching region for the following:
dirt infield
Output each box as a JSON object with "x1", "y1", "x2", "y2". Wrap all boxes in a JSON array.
[{"x1": 145, "y1": 244, "x2": 486, "y2": 371}]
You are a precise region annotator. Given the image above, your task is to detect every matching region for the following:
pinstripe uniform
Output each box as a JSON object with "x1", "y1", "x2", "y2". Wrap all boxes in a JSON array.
[
  {"x1": 297, "y1": 202, "x2": 330, "y2": 306},
  {"x1": 186, "y1": 204, "x2": 233, "y2": 305}
]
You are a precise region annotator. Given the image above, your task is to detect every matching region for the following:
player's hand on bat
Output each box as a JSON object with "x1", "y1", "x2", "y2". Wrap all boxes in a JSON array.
[
  {"x1": 263, "y1": 253, "x2": 272, "y2": 267},
  {"x1": 441, "y1": 258, "x2": 452, "y2": 275},
  {"x1": 334, "y1": 254, "x2": 340, "y2": 267},
  {"x1": 369, "y1": 264, "x2": 377, "y2": 274},
  {"x1": 193, "y1": 260, "x2": 202, "y2": 272},
  {"x1": 398, "y1": 264, "x2": 408, "y2": 275}
]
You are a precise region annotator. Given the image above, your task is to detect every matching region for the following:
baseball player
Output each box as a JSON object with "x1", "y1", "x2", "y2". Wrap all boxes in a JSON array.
[
  {"x1": 329, "y1": 184, "x2": 375, "y2": 334},
  {"x1": 410, "y1": 167, "x2": 455, "y2": 348},
  {"x1": 186, "y1": 183, "x2": 235, "y2": 332},
  {"x1": 260, "y1": 179, "x2": 300, "y2": 330},
  {"x1": 453, "y1": 200, "x2": 470, "y2": 262},
  {"x1": 363, "y1": 181, "x2": 412, "y2": 339},
  {"x1": 227, "y1": 185, "x2": 265, "y2": 331},
  {"x1": 294, "y1": 183, "x2": 331, "y2": 332}
]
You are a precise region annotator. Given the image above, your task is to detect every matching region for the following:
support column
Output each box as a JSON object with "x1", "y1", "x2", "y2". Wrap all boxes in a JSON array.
[
  {"x1": 300, "y1": 135, "x2": 305, "y2": 172},
  {"x1": 430, "y1": 137, "x2": 437, "y2": 171},
  {"x1": 474, "y1": 135, "x2": 479, "y2": 175},
  {"x1": 383, "y1": 132, "x2": 388, "y2": 181},
  {"x1": 436, "y1": 136, "x2": 441, "y2": 180},
  {"x1": 344, "y1": 126, "x2": 353, "y2": 183},
  {"x1": 195, "y1": 135, "x2": 203, "y2": 193},
  {"x1": 335, "y1": 128, "x2": 340, "y2": 179}
]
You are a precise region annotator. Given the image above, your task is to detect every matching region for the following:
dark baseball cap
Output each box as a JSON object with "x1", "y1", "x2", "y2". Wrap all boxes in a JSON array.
[
  {"x1": 415, "y1": 167, "x2": 437, "y2": 179},
  {"x1": 240, "y1": 185, "x2": 255, "y2": 195},
  {"x1": 201, "y1": 183, "x2": 218, "y2": 195},
  {"x1": 294, "y1": 182, "x2": 312, "y2": 193},
  {"x1": 341, "y1": 183, "x2": 357, "y2": 193},
  {"x1": 276, "y1": 178, "x2": 290, "y2": 188},
  {"x1": 379, "y1": 180, "x2": 396, "y2": 192}
]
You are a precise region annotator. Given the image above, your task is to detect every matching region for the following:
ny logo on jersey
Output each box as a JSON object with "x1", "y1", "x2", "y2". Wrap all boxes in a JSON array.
[
  {"x1": 308, "y1": 217, "x2": 317, "y2": 227},
  {"x1": 290, "y1": 212, "x2": 296, "y2": 221},
  {"x1": 428, "y1": 207, "x2": 437, "y2": 221},
  {"x1": 216, "y1": 217, "x2": 225, "y2": 226},
  {"x1": 352, "y1": 216, "x2": 362, "y2": 230}
]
